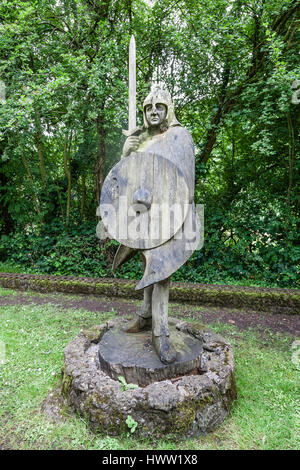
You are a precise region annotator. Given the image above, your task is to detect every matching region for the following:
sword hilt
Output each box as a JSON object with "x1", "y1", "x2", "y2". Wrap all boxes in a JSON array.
[{"x1": 122, "y1": 126, "x2": 143, "y2": 137}]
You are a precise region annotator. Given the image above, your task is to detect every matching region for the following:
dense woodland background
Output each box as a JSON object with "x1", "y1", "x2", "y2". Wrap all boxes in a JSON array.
[{"x1": 0, "y1": 0, "x2": 299, "y2": 287}]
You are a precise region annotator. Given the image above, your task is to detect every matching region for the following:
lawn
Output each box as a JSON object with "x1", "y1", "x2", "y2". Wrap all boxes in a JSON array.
[{"x1": 0, "y1": 287, "x2": 299, "y2": 450}]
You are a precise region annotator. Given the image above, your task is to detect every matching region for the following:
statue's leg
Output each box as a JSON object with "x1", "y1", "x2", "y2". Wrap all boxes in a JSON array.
[
  {"x1": 139, "y1": 284, "x2": 153, "y2": 319},
  {"x1": 151, "y1": 277, "x2": 176, "y2": 364},
  {"x1": 123, "y1": 254, "x2": 153, "y2": 333}
]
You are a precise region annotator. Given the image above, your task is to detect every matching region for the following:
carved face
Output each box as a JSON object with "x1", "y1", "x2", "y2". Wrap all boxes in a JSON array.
[{"x1": 145, "y1": 103, "x2": 167, "y2": 127}]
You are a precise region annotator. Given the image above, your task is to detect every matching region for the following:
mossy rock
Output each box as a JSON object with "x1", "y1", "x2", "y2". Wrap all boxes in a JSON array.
[{"x1": 60, "y1": 318, "x2": 237, "y2": 438}]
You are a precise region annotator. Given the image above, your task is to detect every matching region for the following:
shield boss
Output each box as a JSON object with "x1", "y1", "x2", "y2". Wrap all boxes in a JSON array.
[{"x1": 100, "y1": 152, "x2": 189, "y2": 250}]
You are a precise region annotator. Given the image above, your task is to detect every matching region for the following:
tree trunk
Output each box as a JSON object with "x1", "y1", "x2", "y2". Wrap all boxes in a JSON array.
[
  {"x1": 286, "y1": 112, "x2": 295, "y2": 207},
  {"x1": 21, "y1": 151, "x2": 41, "y2": 214},
  {"x1": 0, "y1": 162, "x2": 14, "y2": 235},
  {"x1": 34, "y1": 110, "x2": 47, "y2": 186},
  {"x1": 199, "y1": 64, "x2": 231, "y2": 164},
  {"x1": 63, "y1": 132, "x2": 72, "y2": 223},
  {"x1": 95, "y1": 112, "x2": 106, "y2": 205},
  {"x1": 81, "y1": 174, "x2": 86, "y2": 220}
]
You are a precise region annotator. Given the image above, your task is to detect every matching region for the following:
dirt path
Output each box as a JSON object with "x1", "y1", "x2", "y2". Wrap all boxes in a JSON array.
[{"x1": 0, "y1": 290, "x2": 299, "y2": 337}]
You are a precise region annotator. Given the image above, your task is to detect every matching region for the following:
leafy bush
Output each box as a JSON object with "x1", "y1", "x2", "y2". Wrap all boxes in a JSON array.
[{"x1": 0, "y1": 210, "x2": 298, "y2": 288}]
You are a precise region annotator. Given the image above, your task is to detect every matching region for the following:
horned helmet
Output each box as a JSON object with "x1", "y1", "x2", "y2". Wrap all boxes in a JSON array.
[{"x1": 143, "y1": 85, "x2": 180, "y2": 129}]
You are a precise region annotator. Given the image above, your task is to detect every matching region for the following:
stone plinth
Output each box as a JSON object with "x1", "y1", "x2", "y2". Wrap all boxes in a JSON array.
[{"x1": 61, "y1": 318, "x2": 237, "y2": 438}]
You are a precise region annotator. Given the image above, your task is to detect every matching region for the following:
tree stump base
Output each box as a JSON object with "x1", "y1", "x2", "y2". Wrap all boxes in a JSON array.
[
  {"x1": 61, "y1": 317, "x2": 237, "y2": 438},
  {"x1": 98, "y1": 319, "x2": 203, "y2": 386}
]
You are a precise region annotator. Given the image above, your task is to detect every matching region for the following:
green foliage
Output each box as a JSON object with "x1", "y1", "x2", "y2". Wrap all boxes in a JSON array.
[
  {"x1": 125, "y1": 415, "x2": 138, "y2": 434},
  {"x1": 118, "y1": 376, "x2": 139, "y2": 392},
  {"x1": 0, "y1": 218, "x2": 298, "y2": 287},
  {"x1": 0, "y1": 0, "x2": 299, "y2": 288},
  {"x1": 176, "y1": 196, "x2": 300, "y2": 288},
  {"x1": 0, "y1": 220, "x2": 108, "y2": 277}
]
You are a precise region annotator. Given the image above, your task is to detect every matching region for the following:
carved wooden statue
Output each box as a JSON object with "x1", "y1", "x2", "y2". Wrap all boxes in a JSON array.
[{"x1": 100, "y1": 37, "x2": 199, "y2": 364}]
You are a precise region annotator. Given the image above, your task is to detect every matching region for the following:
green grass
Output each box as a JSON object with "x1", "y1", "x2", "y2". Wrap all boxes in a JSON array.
[
  {"x1": 0, "y1": 262, "x2": 28, "y2": 274},
  {"x1": 0, "y1": 291, "x2": 299, "y2": 450},
  {"x1": 0, "y1": 287, "x2": 20, "y2": 297}
]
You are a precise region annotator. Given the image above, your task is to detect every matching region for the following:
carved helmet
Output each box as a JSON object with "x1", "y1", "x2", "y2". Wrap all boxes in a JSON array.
[{"x1": 143, "y1": 85, "x2": 180, "y2": 128}]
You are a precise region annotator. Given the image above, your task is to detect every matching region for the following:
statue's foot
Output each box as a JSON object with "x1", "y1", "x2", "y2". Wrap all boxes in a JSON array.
[
  {"x1": 152, "y1": 335, "x2": 177, "y2": 364},
  {"x1": 123, "y1": 315, "x2": 152, "y2": 333}
]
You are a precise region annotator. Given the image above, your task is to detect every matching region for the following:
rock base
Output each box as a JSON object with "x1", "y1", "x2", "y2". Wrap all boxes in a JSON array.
[{"x1": 61, "y1": 318, "x2": 237, "y2": 438}]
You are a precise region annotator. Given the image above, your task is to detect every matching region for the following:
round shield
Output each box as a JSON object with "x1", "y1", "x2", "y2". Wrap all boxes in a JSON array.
[{"x1": 100, "y1": 152, "x2": 189, "y2": 250}]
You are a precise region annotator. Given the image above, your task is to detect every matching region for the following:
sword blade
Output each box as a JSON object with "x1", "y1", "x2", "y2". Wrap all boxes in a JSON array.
[{"x1": 129, "y1": 35, "x2": 136, "y2": 131}]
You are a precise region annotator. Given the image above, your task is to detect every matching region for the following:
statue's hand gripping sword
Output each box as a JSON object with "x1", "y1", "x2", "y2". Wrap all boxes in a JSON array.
[{"x1": 123, "y1": 35, "x2": 142, "y2": 138}]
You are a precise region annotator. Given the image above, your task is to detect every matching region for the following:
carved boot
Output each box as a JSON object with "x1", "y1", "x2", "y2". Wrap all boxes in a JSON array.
[
  {"x1": 123, "y1": 314, "x2": 151, "y2": 333},
  {"x1": 123, "y1": 302, "x2": 152, "y2": 333},
  {"x1": 152, "y1": 334, "x2": 177, "y2": 364},
  {"x1": 123, "y1": 284, "x2": 153, "y2": 333}
]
